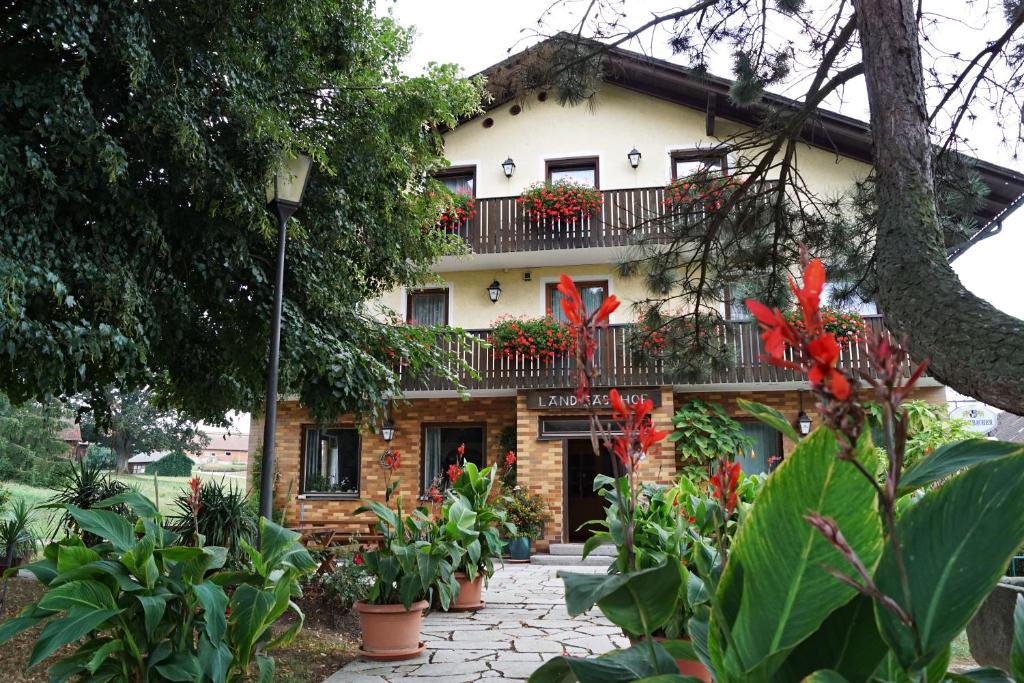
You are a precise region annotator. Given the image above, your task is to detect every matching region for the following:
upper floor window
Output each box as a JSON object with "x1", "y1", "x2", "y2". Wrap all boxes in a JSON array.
[
  {"x1": 724, "y1": 280, "x2": 758, "y2": 321},
  {"x1": 435, "y1": 165, "x2": 476, "y2": 196},
  {"x1": 671, "y1": 150, "x2": 727, "y2": 180},
  {"x1": 407, "y1": 288, "x2": 449, "y2": 326},
  {"x1": 546, "y1": 280, "x2": 609, "y2": 323},
  {"x1": 546, "y1": 157, "x2": 599, "y2": 188},
  {"x1": 302, "y1": 426, "x2": 360, "y2": 496}
]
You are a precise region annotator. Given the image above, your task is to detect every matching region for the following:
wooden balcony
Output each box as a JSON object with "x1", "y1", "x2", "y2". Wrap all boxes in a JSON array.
[
  {"x1": 400, "y1": 315, "x2": 909, "y2": 392},
  {"x1": 448, "y1": 186, "x2": 678, "y2": 253}
]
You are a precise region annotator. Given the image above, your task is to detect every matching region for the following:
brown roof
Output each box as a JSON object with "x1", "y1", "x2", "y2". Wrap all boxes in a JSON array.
[
  {"x1": 202, "y1": 432, "x2": 250, "y2": 453},
  {"x1": 57, "y1": 422, "x2": 82, "y2": 442}
]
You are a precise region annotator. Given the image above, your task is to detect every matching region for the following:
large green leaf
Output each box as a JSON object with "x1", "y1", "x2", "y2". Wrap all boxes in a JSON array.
[
  {"x1": 56, "y1": 545, "x2": 101, "y2": 573},
  {"x1": 712, "y1": 428, "x2": 883, "y2": 679},
  {"x1": 559, "y1": 562, "x2": 682, "y2": 636},
  {"x1": 228, "y1": 584, "x2": 276, "y2": 669},
  {"x1": 194, "y1": 581, "x2": 229, "y2": 642},
  {"x1": 64, "y1": 505, "x2": 135, "y2": 552},
  {"x1": 38, "y1": 579, "x2": 116, "y2": 612},
  {"x1": 198, "y1": 635, "x2": 232, "y2": 683},
  {"x1": 153, "y1": 653, "x2": 201, "y2": 681},
  {"x1": 86, "y1": 639, "x2": 124, "y2": 674},
  {"x1": 136, "y1": 594, "x2": 168, "y2": 641},
  {"x1": 528, "y1": 640, "x2": 682, "y2": 683},
  {"x1": 736, "y1": 398, "x2": 800, "y2": 443},
  {"x1": 876, "y1": 453, "x2": 1024, "y2": 671},
  {"x1": 774, "y1": 595, "x2": 887, "y2": 683},
  {"x1": 93, "y1": 490, "x2": 160, "y2": 518},
  {"x1": 897, "y1": 440, "x2": 1023, "y2": 495},
  {"x1": 28, "y1": 607, "x2": 122, "y2": 667}
]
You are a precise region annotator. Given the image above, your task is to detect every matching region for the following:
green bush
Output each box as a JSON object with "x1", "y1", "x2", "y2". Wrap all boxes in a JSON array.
[
  {"x1": 1, "y1": 490, "x2": 316, "y2": 681},
  {"x1": 145, "y1": 449, "x2": 194, "y2": 476},
  {"x1": 47, "y1": 459, "x2": 133, "y2": 546},
  {"x1": 501, "y1": 487, "x2": 549, "y2": 540},
  {"x1": 83, "y1": 444, "x2": 116, "y2": 470},
  {"x1": 315, "y1": 556, "x2": 371, "y2": 614},
  {"x1": 669, "y1": 399, "x2": 752, "y2": 481},
  {"x1": 171, "y1": 479, "x2": 258, "y2": 569}
]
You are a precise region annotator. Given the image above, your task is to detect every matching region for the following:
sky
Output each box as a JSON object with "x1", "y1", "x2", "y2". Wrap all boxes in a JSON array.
[{"x1": 380, "y1": 0, "x2": 1024, "y2": 321}]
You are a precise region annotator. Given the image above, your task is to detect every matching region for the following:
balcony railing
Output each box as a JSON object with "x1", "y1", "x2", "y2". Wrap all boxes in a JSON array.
[
  {"x1": 400, "y1": 315, "x2": 907, "y2": 392},
  {"x1": 448, "y1": 186, "x2": 681, "y2": 253}
]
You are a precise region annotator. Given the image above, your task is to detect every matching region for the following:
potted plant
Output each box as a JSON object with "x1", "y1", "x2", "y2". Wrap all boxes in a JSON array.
[
  {"x1": 438, "y1": 457, "x2": 514, "y2": 610},
  {"x1": 517, "y1": 179, "x2": 603, "y2": 222},
  {"x1": 436, "y1": 189, "x2": 476, "y2": 231},
  {"x1": 354, "y1": 451, "x2": 458, "y2": 659},
  {"x1": 0, "y1": 498, "x2": 36, "y2": 570},
  {"x1": 501, "y1": 485, "x2": 549, "y2": 562},
  {"x1": 489, "y1": 315, "x2": 575, "y2": 363}
]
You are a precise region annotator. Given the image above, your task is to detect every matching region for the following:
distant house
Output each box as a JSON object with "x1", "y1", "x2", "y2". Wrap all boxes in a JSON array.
[
  {"x1": 57, "y1": 422, "x2": 86, "y2": 460},
  {"x1": 992, "y1": 412, "x2": 1024, "y2": 443},
  {"x1": 126, "y1": 450, "x2": 197, "y2": 474},
  {"x1": 197, "y1": 431, "x2": 249, "y2": 465}
]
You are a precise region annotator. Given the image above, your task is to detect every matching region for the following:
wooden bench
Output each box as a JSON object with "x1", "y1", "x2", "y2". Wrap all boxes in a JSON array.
[{"x1": 290, "y1": 522, "x2": 385, "y2": 574}]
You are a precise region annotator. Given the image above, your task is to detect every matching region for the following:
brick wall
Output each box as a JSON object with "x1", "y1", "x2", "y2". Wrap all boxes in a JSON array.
[{"x1": 270, "y1": 397, "x2": 517, "y2": 525}]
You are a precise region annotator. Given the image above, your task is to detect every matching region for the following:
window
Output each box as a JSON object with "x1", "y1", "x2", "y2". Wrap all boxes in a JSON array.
[
  {"x1": 546, "y1": 280, "x2": 609, "y2": 324},
  {"x1": 434, "y1": 166, "x2": 475, "y2": 196},
  {"x1": 407, "y1": 288, "x2": 448, "y2": 326},
  {"x1": 823, "y1": 281, "x2": 878, "y2": 315},
  {"x1": 736, "y1": 422, "x2": 782, "y2": 475},
  {"x1": 302, "y1": 427, "x2": 360, "y2": 495},
  {"x1": 423, "y1": 425, "x2": 485, "y2": 491},
  {"x1": 724, "y1": 280, "x2": 758, "y2": 321},
  {"x1": 671, "y1": 151, "x2": 727, "y2": 180},
  {"x1": 546, "y1": 157, "x2": 599, "y2": 188}
]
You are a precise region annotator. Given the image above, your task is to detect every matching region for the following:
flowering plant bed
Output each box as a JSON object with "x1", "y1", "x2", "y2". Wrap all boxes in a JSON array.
[
  {"x1": 489, "y1": 315, "x2": 575, "y2": 361},
  {"x1": 784, "y1": 306, "x2": 866, "y2": 343},
  {"x1": 517, "y1": 179, "x2": 603, "y2": 222},
  {"x1": 436, "y1": 189, "x2": 476, "y2": 231},
  {"x1": 662, "y1": 169, "x2": 739, "y2": 211}
]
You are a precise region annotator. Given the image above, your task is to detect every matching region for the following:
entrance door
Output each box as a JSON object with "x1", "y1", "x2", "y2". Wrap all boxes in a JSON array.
[{"x1": 565, "y1": 439, "x2": 618, "y2": 542}]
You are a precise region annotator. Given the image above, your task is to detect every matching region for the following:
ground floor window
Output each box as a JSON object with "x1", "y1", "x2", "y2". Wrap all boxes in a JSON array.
[
  {"x1": 302, "y1": 427, "x2": 360, "y2": 495},
  {"x1": 423, "y1": 425, "x2": 485, "y2": 490},
  {"x1": 737, "y1": 422, "x2": 782, "y2": 474}
]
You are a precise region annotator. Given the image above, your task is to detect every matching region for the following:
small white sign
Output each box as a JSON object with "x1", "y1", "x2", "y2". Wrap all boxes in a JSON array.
[{"x1": 950, "y1": 404, "x2": 998, "y2": 434}]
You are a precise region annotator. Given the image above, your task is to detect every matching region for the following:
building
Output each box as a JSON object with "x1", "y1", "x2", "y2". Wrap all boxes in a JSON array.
[
  {"x1": 56, "y1": 422, "x2": 86, "y2": 460},
  {"x1": 197, "y1": 430, "x2": 249, "y2": 465},
  {"x1": 252, "y1": 39, "x2": 1024, "y2": 549}
]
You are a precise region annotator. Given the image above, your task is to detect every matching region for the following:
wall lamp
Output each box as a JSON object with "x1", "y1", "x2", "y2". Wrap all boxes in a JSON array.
[
  {"x1": 487, "y1": 280, "x2": 502, "y2": 303},
  {"x1": 501, "y1": 157, "x2": 516, "y2": 178},
  {"x1": 627, "y1": 148, "x2": 642, "y2": 169}
]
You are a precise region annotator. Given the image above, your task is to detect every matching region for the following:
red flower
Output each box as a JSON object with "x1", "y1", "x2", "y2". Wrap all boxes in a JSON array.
[
  {"x1": 384, "y1": 449, "x2": 401, "y2": 470},
  {"x1": 607, "y1": 389, "x2": 669, "y2": 471},
  {"x1": 429, "y1": 485, "x2": 442, "y2": 504},
  {"x1": 187, "y1": 476, "x2": 202, "y2": 516},
  {"x1": 456, "y1": 443, "x2": 465, "y2": 459},
  {"x1": 807, "y1": 334, "x2": 851, "y2": 400},
  {"x1": 505, "y1": 450, "x2": 517, "y2": 467},
  {"x1": 710, "y1": 459, "x2": 741, "y2": 516},
  {"x1": 353, "y1": 553, "x2": 364, "y2": 566},
  {"x1": 447, "y1": 463, "x2": 464, "y2": 483}
]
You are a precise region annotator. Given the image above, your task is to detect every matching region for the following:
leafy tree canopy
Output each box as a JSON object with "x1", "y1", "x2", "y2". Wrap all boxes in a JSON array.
[
  {"x1": 79, "y1": 389, "x2": 206, "y2": 473},
  {"x1": 1, "y1": 1, "x2": 484, "y2": 424}
]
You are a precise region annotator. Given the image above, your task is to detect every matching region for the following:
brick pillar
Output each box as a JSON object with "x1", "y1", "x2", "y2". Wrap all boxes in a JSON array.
[
  {"x1": 639, "y1": 387, "x2": 677, "y2": 485},
  {"x1": 516, "y1": 393, "x2": 564, "y2": 551}
]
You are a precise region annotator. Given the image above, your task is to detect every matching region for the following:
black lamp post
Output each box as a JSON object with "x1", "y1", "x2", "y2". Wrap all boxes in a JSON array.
[{"x1": 259, "y1": 153, "x2": 312, "y2": 521}]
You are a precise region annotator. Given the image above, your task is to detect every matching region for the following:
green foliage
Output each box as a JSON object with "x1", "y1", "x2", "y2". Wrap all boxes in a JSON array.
[
  {"x1": 867, "y1": 400, "x2": 980, "y2": 482},
  {"x1": 171, "y1": 479, "x2": 258, "y2": 569},
  {"x1": 501, "y1": 487, "x2": 549, "y2": 540},
  {"x1": 0, "y1": 392, "x2": 71, "y2": 487},
  {"x1": 355, "y1": 475, "x2": 458, "y2": 610},
  {"x1": 0, "y1": 498, "x2": 37, "y2": 562},
  {"x1": 145, "y1": 450, "x2": 195, "y2": 477},
  {"x1": 46, "y1": 459, "x2": 133, "y2": 546},
  {"x1": 0, "y1": 492, "x2": 315, "y2": 681},
  {"x1": 737, "y1": 398, "x2": 800, "y2": 443},
  {"x1": 0, "y1": 1, "x2": 483, "y2": 426},
  {"x1": 669, "y1": 400, "x2": 752, "y2": 480},
  {"x1": 80, "y1": 389, "x2": 207, "y2": 473},
  {"x1": 83, "y1": 445, "x2": 116, "y2": 470},
  {"x1": 439, "y1": 461, "x2": 514, "y2": 582},
  {"x1": 314, "y1": 556, "x2": 372, "y2": 614}
]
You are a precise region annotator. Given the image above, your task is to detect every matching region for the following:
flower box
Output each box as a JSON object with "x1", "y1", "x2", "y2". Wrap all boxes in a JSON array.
[
  {"x1": 490, "y1": 315, "x2": 575, "y2": 361},
  {"x1": 517, "y1": 180, "x2": 603, "y2": 222}
]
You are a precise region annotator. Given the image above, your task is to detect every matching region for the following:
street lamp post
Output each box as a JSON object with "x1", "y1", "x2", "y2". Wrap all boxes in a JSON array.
[{"x1": 260, "y1": 153, "x2": 312, "y2": 521}]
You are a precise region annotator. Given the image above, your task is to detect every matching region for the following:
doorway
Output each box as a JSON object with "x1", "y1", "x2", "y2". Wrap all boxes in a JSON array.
[{"x1": 564, "y1": 439, "x2": 618, "y2": 542}]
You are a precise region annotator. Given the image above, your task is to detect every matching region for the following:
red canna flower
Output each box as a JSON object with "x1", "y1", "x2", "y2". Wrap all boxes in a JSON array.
[
  {"x1": 187, "y1": 476, "x2": 202, "y2": 517},
  {"x1": 505, "y1": 450, "x2": 517, "y2": 467},
  {"x1": 353, "y1": 553, "x2": 364, "y2": 566},
  {"x1": 384, "y1": 449, "x2": 401, "y2": 470},
  {"x1": 710, "y1": 459, "x2": 741, "y2": 517},
  {"x1": 429, "y1": 485, "x2": 442, "y2": 504},
  {"x1": 456, "y1": 442, "x2": 465, "y2": 459},
  {"x1": 447, "y1": 463, "x2": 464, "y2": 483}
]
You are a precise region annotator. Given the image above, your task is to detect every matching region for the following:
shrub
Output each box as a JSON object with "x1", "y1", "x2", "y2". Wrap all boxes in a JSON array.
[
  {"x1": 1, "y1": 490, "x2": 316, "y2": 681},
  {"x1": 490, "y1": 315, "x2": 575, "y2": 361},
  {"x1": 83, "y1": 444, "x2": 116, "y2": 470},
  {"x1": 0, "y1": 498, "x2": 37, "y2": 563},
  {"x1": 517, "y1": 179, "x2": 603, "y2": 222},
  {"x1": 145, "y1": 448, "x2": 194, "y2": 476},
  {"x1": 668, "y1": 399, "x2": 752, "y2": 481},
  {"x1": 316, "y1": 555, "x2": 372, "y2": 613},
  {"x1": 501, "y1": 487, "x2": 549, "y2": 540},
  {"x1": 47, "y1": 458, "x2": 132, "y2": 545},
  {"x1": 171, "y1": 478, "x2": 258, "y2": 569}
]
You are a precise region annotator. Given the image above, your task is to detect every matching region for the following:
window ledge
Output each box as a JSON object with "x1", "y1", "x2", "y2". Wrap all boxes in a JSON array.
[{"x1": 297, "y1": 493, "x2": 360, "y2": 501}]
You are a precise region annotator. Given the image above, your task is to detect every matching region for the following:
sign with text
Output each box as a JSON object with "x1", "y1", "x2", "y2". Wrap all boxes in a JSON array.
[
  {"x1": 950, "y1": 403, "x2": 998, "y2": 434},
  {"x1": 526, "y1": 388, "x2": 662, "y2": 411}
]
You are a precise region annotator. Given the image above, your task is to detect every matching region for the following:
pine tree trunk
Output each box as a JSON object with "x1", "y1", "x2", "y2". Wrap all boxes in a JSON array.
[{"x1": 853, "y1": 0, "x2": 1024, "y2": 414}]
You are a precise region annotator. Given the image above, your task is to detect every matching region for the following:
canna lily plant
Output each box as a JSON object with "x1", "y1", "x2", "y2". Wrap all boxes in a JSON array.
[{"x1": 530, "y1": 259, "x2": 1024, "y2": 683}]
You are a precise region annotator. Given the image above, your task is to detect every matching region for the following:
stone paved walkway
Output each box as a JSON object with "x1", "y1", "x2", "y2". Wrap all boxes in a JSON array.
[{"x1": 326, "y1": 564, "x2": 628, "y2": 682}]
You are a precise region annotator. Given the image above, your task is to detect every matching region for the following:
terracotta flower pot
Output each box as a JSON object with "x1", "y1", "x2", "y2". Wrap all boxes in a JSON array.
[
  {"x1": 355, "y1": 599, "x2": 428, "y2": 661},
  {"x1": 634, "y1": 635, "x2": 712, "y2": 682},
  {"x1": 450, "y1": 572, "x2": 485, "y2": 611}
]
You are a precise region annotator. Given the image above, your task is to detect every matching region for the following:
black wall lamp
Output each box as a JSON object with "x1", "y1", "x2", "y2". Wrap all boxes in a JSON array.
[
  {"x1": 487, "y1": 280, "x2": 502, "y2": 303},
  {"x1": 501, "y1": 157, "x2": 516, "y2": 178},
  {"x1": 627, "y1": 147, "x2": 642, "y2": 169}
]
